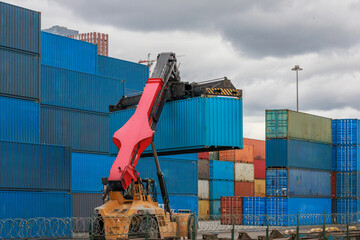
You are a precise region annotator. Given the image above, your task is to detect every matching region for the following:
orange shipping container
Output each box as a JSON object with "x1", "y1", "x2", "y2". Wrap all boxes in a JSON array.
[
  {"x1": 234, "y1": 181, "x2": 254, "y2": 197},
  {"x1": 243, "y1": 138, "x2": 265, "y2": 160},
  {"x1": 234, "y1": 145, "x2": 254, "y2": 163},
  {"x1": 219, "y1": 150, "x2": 235, "y2": 161},
  {"x1": 254, "y1": 179, "x2": 266, "y2": 197}
]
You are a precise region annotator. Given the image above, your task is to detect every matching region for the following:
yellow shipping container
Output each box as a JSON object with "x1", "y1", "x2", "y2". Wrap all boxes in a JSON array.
[
  {"x1": 254, "y1": 179, "x2": 266, "y2": 197},
  {"x1": 199, "y1": 200, "x2": 210, "y2": 219}
]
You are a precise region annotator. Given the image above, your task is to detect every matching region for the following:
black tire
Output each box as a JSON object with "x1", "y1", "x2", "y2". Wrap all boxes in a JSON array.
[{"x1": 187, "y1": 215, "x2": 197, "y2": 240}]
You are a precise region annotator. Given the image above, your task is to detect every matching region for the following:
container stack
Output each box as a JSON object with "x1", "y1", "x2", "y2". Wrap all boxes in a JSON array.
[
  {"x1": 0, "y1": 2, "x2": 72, "y2": 238},
  {"x1": 332, "y1": 119, "x2": 360, "y2": 223},
  {"x1": 265, "y1": 110, "x2": 332, "y2": 226},
  {"x1": 198, "y1": 152, "x2": 216, "y2": 218}
]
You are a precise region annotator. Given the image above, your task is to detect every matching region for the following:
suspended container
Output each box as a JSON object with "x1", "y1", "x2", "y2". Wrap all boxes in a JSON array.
[
  {"x1": 336, "y1": 172, "x2": 360, "y2": 198},
  {"x1": 266, "y1": 168, "x2": 331, "y2": 197},
  {"x1": 109, "y1": 96, "x2": 243, "y2": 156},
  {"x1": 0, "y1": 96, "x2": 40, "y2": 143},
  {"x1": 210, "y1": 160, "x2": 235, "y2": 181},
  {"x1": 332, "y1": 119, "x2": 360, "y2": 145},
  {"x1": 266, "y1": 197, "x2": 332, "y2": 226},
  {"x1": 266, "y1": 139, "x2": 332, "y2": 170},
  {"x1": 221, "y1": 196, "x2": 243, "y2": 225},
  {"x1": 0, "y1": 2, "x2": 40, "y2": 53},
  {"x1": 40, "y1": 105, "x2": 109, "y2": 154},
  {"x1": 266, "y1": 109, "x2": 332, "y2": 144},
  {"x1": 96, "y1": 55, "x2": 149, "y2": 92},
  {"x1": 333, "y1": 145, "x2": 360, "y2": 172},
  {"x1": 0, "y1": 47, "x2": 40, "y2": 100},
  {"x1": 235, "y1": 162, "x2": 254, "y2": 182},
  {"x1": 198, "y1": 180, "x2": 209, "y2": 199},
  {"x1": 209, "y1": 180, "x2": 234, "y2": 200},
  {"x1": 0, "y1": 191, "x2": 72, "y2": 239},
  {"x1": 198, "y1": 159, "x2": 210, "y2": 180},
  {"x1": 41, "y1": 31, "x2": 97, "y2": 74},
  {"x1": 72, "y1": 153, "x2": 115, "y2": 193},
  {"x1": 242, "y1": 197, "x2": 266, "y2": 225},
  {"x1": 41, "y1": 65, "x2": 123, "y2": 113}
]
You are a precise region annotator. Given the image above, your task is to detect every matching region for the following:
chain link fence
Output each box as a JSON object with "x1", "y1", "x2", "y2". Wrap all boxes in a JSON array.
[{"x1": 1, "y1": 212, "x2": 360, "y2": 239}]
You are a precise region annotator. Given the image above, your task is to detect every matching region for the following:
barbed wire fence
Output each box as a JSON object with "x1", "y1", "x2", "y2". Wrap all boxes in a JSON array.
[{"x1": 1, "y1": 212, "x2": 360, "y2": 239}]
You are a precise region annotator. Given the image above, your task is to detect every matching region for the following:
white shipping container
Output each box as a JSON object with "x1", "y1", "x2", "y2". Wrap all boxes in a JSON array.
[
  {"x1": 235, "y1": 162, "x2": 254, "y2": 182},
  {"x1": 198, "y1": 180, "x2": 209, "y2": 199}
]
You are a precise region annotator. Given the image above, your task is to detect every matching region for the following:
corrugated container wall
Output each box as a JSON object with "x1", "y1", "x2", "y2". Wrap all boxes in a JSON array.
[
  {"x1": 210, "y1": 160, "x2": 235, "y2": 181},
  {"x1": 137, "y1": 157, "x2": 198, "y2": 195},
  {"x1": 234, "y1": 182, "x2": 254, "y2": 197},
  {"x1": 72, "y1": 153, "x2": 114, "y2": 193},
  {"x1": 266, "y1": 168, "x2": 331, "y2": 197},
  {"x1": 96, "y1": 55, "x2": 149, "y2": 92},
  {"x1": 336, "y1": 172, "x2": 360, "y2": 198},
  {"x1": 266, "y1": 198, "x2": 332, "y2": 226},
  {"x1": 219, "y1": 150, "x2": 235, "y2": 161},
  {"x1": 41, "y1": 65, "x2": 123, "y2": 113},
  {"x1": 0, "y1": 96, "x2": 40, "y2": 143},
  {"x1": 266, "y1": 139, "x2": 332, "y2": 170},
  {"x1": 157, "y1": 195, "x2": 198, "y2": 214},
  {"x1": 235, "y1": 162, "x2": 254, "y2": 182},
  {"x1": 198, "y1": 159, "x2": 209, "y2": 180},
  {"x1": 109, "y1": 97, "x2": 243, "y2": 155},
  {"x1": 209, "y1": 180, "x2": 234, "y2": 200},
  {"x1": 0, "y1": 2, "x2": 40, "y2": 53},
  {"x1": 199, "y1": 200, "x2": 210, "y2": 219},
  {"x1": 235, "y1": 145, "x2": 254, "y2": 163},
  {"x1": 333, "y1": 145, "x2": 360, "y2": 172},
  {"x1": 331, "y1": 172, "x2": 336, "y2": 198},
  {"x1": 336, "y1": 198, "x2": 360, "y2": 224},
  {"x1": 0, "y1": 191, "x2": 72, "y2": 239},
  {"x1": 254, "y1": 179, "x2": 266, "y2": 197},
  {"x1": 0, "y1": 141, "x2": 71, "y2": 191},
  {"x1": 198, "y1": 151, "x2": 219, "y2": 160},
  {"x1": 266, "y1": 110, "x2": 332, "y2": 144},
  {"x1": 209, "y1": 200, "x2": 221, "y2": 216},
  {"x1": 221, "y1": 197, "x2": 242, "y2": 225},
  {"x1": 198, "y1": 180, "x2": 209, "y2": 199},
  {"x1": 242, "y1": 197, "x2": 266, "y2": 225},
  {"x1": 41, "y1": 32, "x2": 97, "y2": 74},
  {"x1": 0, "y1": 47, "x2": 39, "y2": 100},
  {"x1": 254, "y1": 159, "x2": 266, "y2": 179},
  {"x1": 333, "y1": 119, "x2": 360, "y2": 145},
  {"x1": 244, "y1": 138, "x2": 265, "y2": 160},
  {"x1": 40, "y1": 105, "x2": 109, "y2": 153}
]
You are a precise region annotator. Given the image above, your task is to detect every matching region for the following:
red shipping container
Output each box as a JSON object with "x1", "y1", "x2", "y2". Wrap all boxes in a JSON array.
[
  {"x1": 254, "y1": 159, "x2": 266, "y2": 179},
  {"x1": 198, "y1": 152, "x2": 209, "y2": 160},
  {"x1": 221, "y1": 196, "x2": 242, "y2": 225},
  {"x1": 234, "y1": 145, "x2": 254, "y2": 163},
  {"x1": 219, "y1": 150, "x2": 235, "y2": 161},
  {"x1": 234, "y1": 181, "x2": 254, "y2": 197},
  {"x1": 331, "y1": 172, "x2": 336, "y2": 198},
  {"x1": 244, "y1": 138, "x2": 265, "y2": 160}
]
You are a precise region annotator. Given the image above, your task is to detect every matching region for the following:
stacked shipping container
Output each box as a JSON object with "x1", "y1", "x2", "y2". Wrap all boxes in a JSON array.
[
  {"x1": 333, "y1": 119, "x2": 360, "y2": 223},
  {"x1": 265, "y1": 110, "x2": 332, "y2": 226}
]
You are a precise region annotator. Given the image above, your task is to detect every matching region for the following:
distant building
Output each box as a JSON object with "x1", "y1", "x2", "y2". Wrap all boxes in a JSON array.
[
  {"x1": 69, "y1": 32, "x2": 109, "y2": 56},
  {"x1": 42, "y1": 25, "x2": 79, "y2": 36}
]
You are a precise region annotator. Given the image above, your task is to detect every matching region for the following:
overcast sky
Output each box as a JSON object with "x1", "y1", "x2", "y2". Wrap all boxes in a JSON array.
[{"x1": 6, "y1": 0, "x2": 360, "y2": 140}]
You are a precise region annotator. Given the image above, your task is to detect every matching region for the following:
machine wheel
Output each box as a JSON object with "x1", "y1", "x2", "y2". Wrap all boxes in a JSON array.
[
  {"x1": 147, "y1": 217, "x2": 160, "y2": 239},
  {"x1": 129, "y1": 215, "x2": 159, "y2": 239},
  {"x1": 187, "y1": 215, "x2": 197, "y2": 240},
  {"x1": 92, "y1": 215, "x2": 105, "y2": 240}
]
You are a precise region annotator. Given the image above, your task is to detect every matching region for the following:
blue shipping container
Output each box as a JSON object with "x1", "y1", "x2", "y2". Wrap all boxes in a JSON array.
[
  {"x1": 266, "y1": 197, "x2": 332, "y2": 226},
  {"x1": 209, "y1": 180, "x2": 234, "y2": 200},
  {"x1": 266, "y1": 168, "x2": 331, "y2": 197},
  {"x1": 333, "y1": 145, "x2": 360, "y2": 172},
  {"x1": 336, "y1": 198, "x2": 360, "y2": 224},
  {"x1": 0, "y1": 191, "x2": 72, "y2": 239},
  {"x1": 243, "y1": 197, "x2": 266, "y2": 225},
  {"x1": 0, "y1": 141, "x2": 71, "y2": 191},
  {"x1": 209, "y1": 160, "x2": 234, "y2": 181},
  {"x1": 41, "y1": 65, "x2": 123, "y2": 113},
  {"x1": 110, "y1": 96, "x2": 243, "y2": 155},
  {"x1": 336, "y1": 172, "x2": 360, "y2": 198},
  {"x1": 96, "y1": 55, "x2": 148, "y2": 92},
  {"x1": 136, "y1": 157, "x2": 198, "y2": 195},
  {"x1": 72, "y1": 153, "x2": 114, "y2": 193},
  {"x1": 0, "y1": 47, "x2": 39, "y2": 100},
  {"x1": 41, "y1": 32, "x2": 97, "y2": 74},
  {"x1": 0, "y1": 2, "x2": 40, "y2": 53},
  {"x1": 157, "y1": 195, "x2": 198, "y2": 215},
  {"x1": 333, "y1": 119, "x2": 360, "y2": 145},
  {"x1": 210, "y1": 200, "x2": 221, "y2": 216},
  {"x1": 266, "y1": 139, "x2": 332, "y2": 170},
  {"x1": 0, "y1": 96, "x2": 40, "y2": 143},
  {"x1": 40, "y1": 105, "x2": 109, "y2": 153}
]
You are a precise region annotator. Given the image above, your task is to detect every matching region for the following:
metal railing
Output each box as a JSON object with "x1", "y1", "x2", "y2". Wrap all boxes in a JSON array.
[{"x1": 0, "y1": 212, "x2": 360, "y2": 239}]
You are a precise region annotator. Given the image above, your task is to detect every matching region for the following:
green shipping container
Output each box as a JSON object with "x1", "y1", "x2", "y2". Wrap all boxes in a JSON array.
[{"x1": 266, "y1": 109, "x2": 332, "y2": 144}]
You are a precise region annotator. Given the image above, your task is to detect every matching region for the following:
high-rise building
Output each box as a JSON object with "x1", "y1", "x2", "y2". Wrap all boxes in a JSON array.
[
  {"x1": 69, "y1": 32, "x2": 109, "y2": 56},
  {"x1": 42, "y1": 25, "x2": 79, "y2": 36}
]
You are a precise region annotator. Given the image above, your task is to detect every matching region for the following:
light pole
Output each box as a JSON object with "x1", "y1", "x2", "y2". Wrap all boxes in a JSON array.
[{"x1": 291, "y1": 65, "x2": 303, "y2": 112}]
